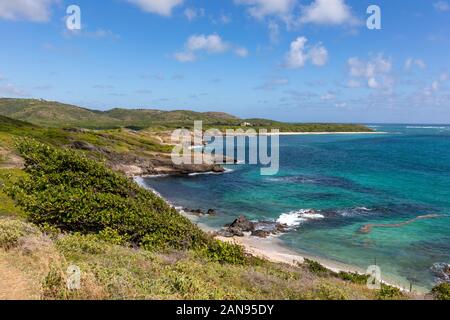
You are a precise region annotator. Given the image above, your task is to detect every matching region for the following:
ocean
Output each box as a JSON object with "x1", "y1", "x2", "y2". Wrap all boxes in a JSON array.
[{"x1": 141, "y1": 124, "x2": 450, "y2": 291}]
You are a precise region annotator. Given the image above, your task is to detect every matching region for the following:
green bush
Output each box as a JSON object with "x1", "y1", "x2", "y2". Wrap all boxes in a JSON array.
[
  {"x1": 376, "y1": 284, "x2": 404, "y2": 300},
  {"x1": 202, "y1": 240, "x2": 247, "y2": 265},
  {"x1": 337, "y1": 271, "x2": 370, "y2": 285},
  {"x1": 304, "y1": 259, "x2": 333, "y2": 276},
  {"x1": 431, "y1": 283, "x2": 450, "y2": 300},
  {"x1": 6, "y1": 139, "x2": 208, "y2": 251}
]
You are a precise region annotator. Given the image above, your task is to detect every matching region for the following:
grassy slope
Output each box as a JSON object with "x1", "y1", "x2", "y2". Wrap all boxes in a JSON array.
[{"x1": 0, "y1": 98, "x2": 373, "y2": 132}]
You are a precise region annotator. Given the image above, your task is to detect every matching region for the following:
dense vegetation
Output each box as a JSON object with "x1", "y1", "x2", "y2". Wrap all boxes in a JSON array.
[{"x1": 0, "y1": 98, "x2": 373, "y2": 132}]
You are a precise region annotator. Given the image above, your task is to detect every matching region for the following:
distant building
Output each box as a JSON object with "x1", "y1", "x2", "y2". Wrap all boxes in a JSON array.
[{"x1": 240, "y1": 122, "x2": 253, "y2": 127}]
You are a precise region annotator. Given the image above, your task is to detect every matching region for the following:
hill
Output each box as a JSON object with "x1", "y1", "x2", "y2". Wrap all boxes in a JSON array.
[
  {"x1": 0, "y1": 98, "x2": 240, "y2": 129},
  {"x1": 0, "y1": 98, "x2": 373, "y2": 132}
]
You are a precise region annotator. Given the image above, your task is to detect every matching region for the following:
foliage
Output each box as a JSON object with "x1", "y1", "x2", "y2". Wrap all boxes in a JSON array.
[
  {"x1": 6, "y1": 139, "x2": 208, "y2": 251},
  {"x1": 201, "y1": 239, "x2": 247, "y2": 265},
  {"x1": 337, "y1": 271, "x2": 370, "y2": 285},
  {"x1": 375, "y1": 284, "x2": 404, "y2": 300},
  {"x1": 304, "y1": 259, "x2": 333, "y2": 276},
  {"x1": 431, "y1": 282, "x2": 450, "y2": 300}
]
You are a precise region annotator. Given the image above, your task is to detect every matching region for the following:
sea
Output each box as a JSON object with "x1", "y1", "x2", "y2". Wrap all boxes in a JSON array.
[{"x1": 140, "y1": 124, "x2": 450, "y2": 291}]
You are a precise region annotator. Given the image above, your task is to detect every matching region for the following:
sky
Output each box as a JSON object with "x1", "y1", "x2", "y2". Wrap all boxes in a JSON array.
[{"x1": 0, "y1": 0, "x2": 449, "y2": 123}]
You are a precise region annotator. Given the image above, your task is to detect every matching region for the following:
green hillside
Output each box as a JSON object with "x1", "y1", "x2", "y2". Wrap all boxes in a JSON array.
[
  {"x1": 0, "y1": 98, "x2": 240, "y2": 129},
  {"x1": 0, "y1": 98, "x2": 373, "y2": 132}
]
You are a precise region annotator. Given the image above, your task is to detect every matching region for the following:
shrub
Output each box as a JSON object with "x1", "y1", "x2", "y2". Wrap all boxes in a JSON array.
[
  {"x1": 337, "y1": 271, "x2": 370, "y2": 285},
  {"x1": 376, "y1": 284, "x2": 404, "y2": 300},
  {"x1": 202, "y1": 240, "x2": 247, "y2": 265},
  {"x1": 304, "y1": 259, "x2": 333, "y2": 276},
  {"x1": 6, "y1": 139, "x2": 208, "y2": 252},
  {"x1": 431, "y1": 283, "x2": 450, "y2": 300}
]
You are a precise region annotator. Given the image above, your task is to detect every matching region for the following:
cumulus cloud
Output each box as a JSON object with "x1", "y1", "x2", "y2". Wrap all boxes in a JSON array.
[
  {"x1": 404, "y1": 58, "x2": 426, "y2": 71},
  {"x1": 173, "y1": 51, "x2": 197, "y2": 62},
  {"x1": 184, "y1": 7, "x2": 205, "y2": 21},
  {"x1": 434, "y1": 1, "x2": 450, "y2": 12},
  {"x1": 234, "y1": 0, "x2": 295, "y2": 19},
  {"x1": 299, "y1": 0, "x2": 358, "y2": 25},
  {"x1": 0, "y1": 0, "x2": 58, "y2": 22},
  {"x1": 347, "y1": 55, "x2": 393, "y2": 90},
  {"x1": 186, "y1": 34, "x2": 229, "y2": 53},
  {"x1": 127, "y1": 0, "x2": 183, "y2": 16},
  {"x1": 284, "y1": 37, "x2": 328, "y2": 69},
  {"x1": 234, "y1": 47, "x2": 249, "y2": 57},
  {"x1": 174, "y1": 34, "x2": 248, "y2": 62}
]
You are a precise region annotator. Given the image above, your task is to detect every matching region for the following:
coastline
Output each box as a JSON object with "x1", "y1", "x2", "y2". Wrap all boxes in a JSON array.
[
  {"x1": 134, "y1": 175, "x2": 426, "y2": 294},
  {"x1": 224, "y1": 131, "x2": 388, "y2": 136}
]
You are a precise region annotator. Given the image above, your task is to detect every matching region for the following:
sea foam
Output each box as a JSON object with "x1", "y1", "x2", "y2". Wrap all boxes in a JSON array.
[{"x1": 277, "y1": 209, "x2": 324, "y2": 228}]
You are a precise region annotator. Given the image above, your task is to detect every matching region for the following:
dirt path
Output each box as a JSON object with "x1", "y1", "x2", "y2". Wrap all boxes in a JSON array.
[{"x1": 0, "y1": 255, "x2": 38, "y2": 300}]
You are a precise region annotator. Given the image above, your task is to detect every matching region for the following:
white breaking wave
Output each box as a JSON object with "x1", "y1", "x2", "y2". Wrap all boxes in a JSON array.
[
  {"x1": 277, "y1": 209, "x2": 324, "y2": 228},
  {"x1": 188, "y1": 168, "x2": 234, "y2": 176}
]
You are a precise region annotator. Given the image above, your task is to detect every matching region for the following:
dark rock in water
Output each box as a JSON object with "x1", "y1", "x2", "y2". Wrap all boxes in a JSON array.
[
  {"x1": 229, "y1": 215, "x2": 255, "y2": 232},
  {"x1": 431, "y1": 262, "x2": 450, "y2": 283},
  {"x1": 220, "y1": 216, "x2": 290, "y2": 238},
  {"x1": 276, "y1": 223, "x2": 289, "y2": 233},
  {"x1": 207, "y1": 209, "x2": 216, "y2": 215},
  {"x1": 190, "y1": 209, "x2": 204, "y2": 215},
  {"x1": 251, "y1": 230, "x2": 270, "y2": 238}
]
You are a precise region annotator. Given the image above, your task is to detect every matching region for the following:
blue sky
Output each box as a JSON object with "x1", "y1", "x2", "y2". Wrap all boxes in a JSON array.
[{"x1": 0, "y1": 0, "x2": 449, "y2": 123}]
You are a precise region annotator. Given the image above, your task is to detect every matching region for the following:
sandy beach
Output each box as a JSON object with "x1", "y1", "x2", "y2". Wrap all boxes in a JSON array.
[{"x1": 219, "y1": 131, "x2": 388, "y2": 136}]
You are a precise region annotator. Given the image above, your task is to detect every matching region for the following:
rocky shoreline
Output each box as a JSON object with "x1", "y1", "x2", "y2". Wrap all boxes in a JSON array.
[
  {"x1": 216, "y1": 215, "x2": 289, "y2": 238},
  {"x1": 69, "y1": 140, "x2": 225, "y2": 177}
]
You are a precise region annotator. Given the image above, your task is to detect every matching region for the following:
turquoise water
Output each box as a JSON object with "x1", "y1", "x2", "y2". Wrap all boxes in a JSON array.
[{"x1": 142, "y1": 125, "x2": 450, "y2": 290}]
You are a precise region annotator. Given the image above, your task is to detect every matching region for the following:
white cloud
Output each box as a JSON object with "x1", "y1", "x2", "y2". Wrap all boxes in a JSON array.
[
  {"x1": 186, "y1": 34, "x2": 229, "y2": 53},
  {"x1": 127, "y1": 0, "x2": 183, "y2": 16},
  {"x1": 234, "y1": 0, "x2": 295, "y2": 19},
  {"x1": 299, "y1": 0, "x2": 357, "y2": 25},
  {"x1": 0, "y1": 0, "x2": 58, "y2": 22},
  {"x1": 434, "y1": 1, "x2": 450, "y2": 12},
  {"x1": 405, "y1": 58, "x2": 426, "y2": 70},
  {"x1": 234, "y1": 47, "x2": 249, "y2": 57},
  {"x1": 347, "y1": 55, "x2": 393, "y2": 90},
  {"x1": 308, "y1": 44, "x2": 328, "y2": 66},
  {"x1": 284, "y1": 36, "x2": 328, "y2": 69},
  {"x1": 174, "y1": 34, "x2": 248, "y2": 62},
  {"x1": 184, "y1": 7, "x2": 205, "y2": 21},
  {"x1": 173, "y1": 51, "x2": 196, "y2": 62}
]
